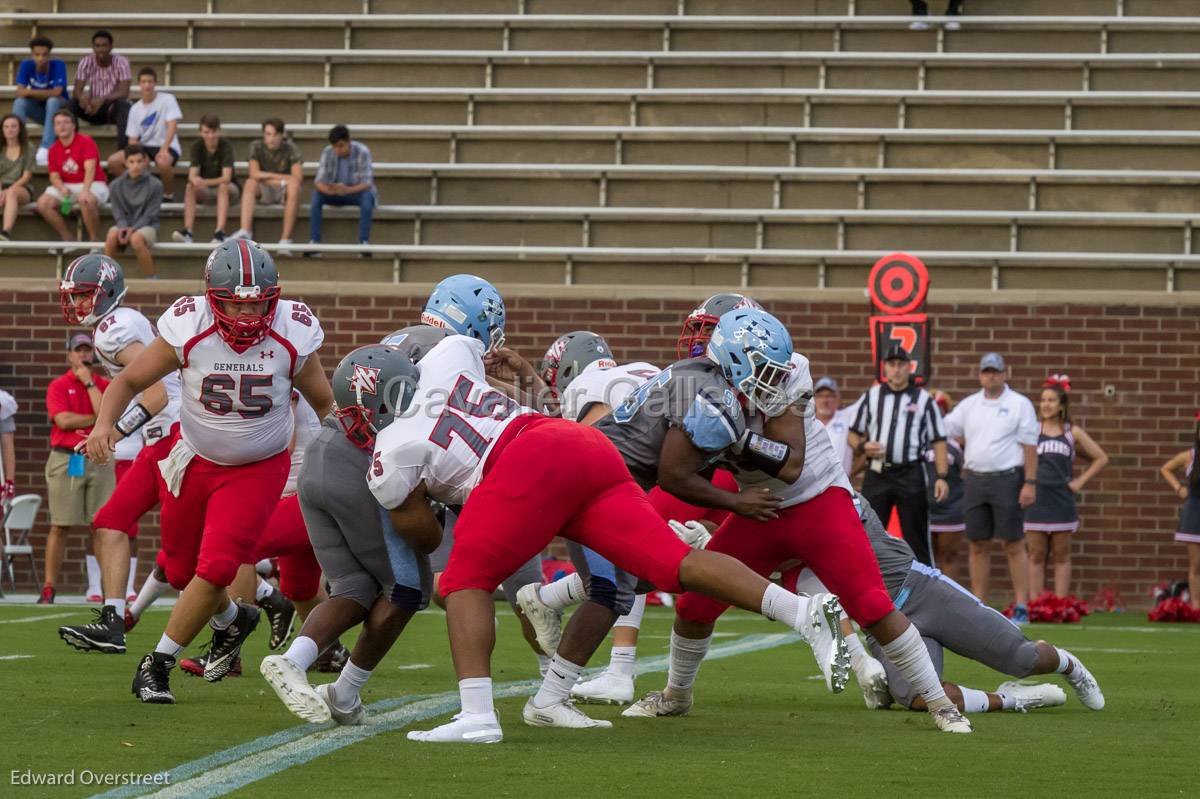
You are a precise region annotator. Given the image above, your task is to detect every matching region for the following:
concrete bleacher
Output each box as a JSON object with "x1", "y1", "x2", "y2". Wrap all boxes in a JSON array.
[{"x1": 1, "y1": 1, "x2": 1198, "y2": 291}]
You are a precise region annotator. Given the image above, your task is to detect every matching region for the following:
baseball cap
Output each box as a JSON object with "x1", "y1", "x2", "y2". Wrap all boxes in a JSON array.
[
  {"x1": 67, "y1": 331, "x2": 93, "y2": 351},
  {"x1": 883, "y1": 344, "x2": 910, "y2": 362},
  {"x1": 979, "y1": 352, "x2": 1006, "y2": 372},
  {"x1": 814, "y1": 376, "x2": 839, "y2": 394}
]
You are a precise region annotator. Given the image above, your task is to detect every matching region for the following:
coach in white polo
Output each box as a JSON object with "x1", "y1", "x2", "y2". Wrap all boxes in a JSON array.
[{"x1": 943, "y1": 352, "x2": 1039, "y2": 624}]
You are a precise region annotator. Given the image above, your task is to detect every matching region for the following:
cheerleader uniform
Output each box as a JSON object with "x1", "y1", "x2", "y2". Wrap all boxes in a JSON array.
[
  {"x1": 1024, "y1": 422, "x2": 1079, "y2": 534},
  {"x1": 1175, "y1": 450, "x2": 1200, "y2": 544}
]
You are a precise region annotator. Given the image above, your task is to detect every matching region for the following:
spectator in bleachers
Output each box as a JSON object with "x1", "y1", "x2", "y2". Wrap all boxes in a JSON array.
[
  {"x1": 0, "y1": 114, "x2": 35, "y2": 242},
  {"x1": 104, "y1": 145, "x2": 162, "y2": 278},
  {"x1": 232, "y1": 117, "x2": 302, "y2": 255},
  {"x1": 909, "y1": 0, "x2": 963, "y2": 31},
  {"x1": 68, "y1": 30, "x2": 131, "y2": 153},
  {"x1": 106, "y1": 67, "x2": 181, "y2": 203},
  {"x1": 36, "y1": 110, "x2": 108, "y2": 242},
  {"x1": 11, "y1": 36, "x2": 69, "y2": 166},
  {"x1": 173, "y1": 113, "x2": 238, "y2": 245},
  {"x1": 306, "y1": 124, "x2": 376, "y2": 257},
  {"x1": 40, "y1": 332, "x2": 115, "y2": 604}
]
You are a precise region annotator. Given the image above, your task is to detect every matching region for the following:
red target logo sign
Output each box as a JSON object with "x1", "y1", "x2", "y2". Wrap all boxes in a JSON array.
[{"x1": 869, "y1": 252, "x2": 930, "y2": 316}]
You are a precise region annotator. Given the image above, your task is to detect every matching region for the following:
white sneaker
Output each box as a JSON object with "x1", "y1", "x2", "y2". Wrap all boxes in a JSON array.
[
  {"x1": 171, "y1": 230, "x2": 193, "y2": 244},
  {"x1": 277, "y1": 238, "x2": 294, "y2": 257},
  {"x1": 1060, "y1": 650, "x2": 1105, "y2": 710},
  {"x1": 853, "y1": 654, "x2": 892, "y2": 710},
  {"x1": 571, "y1": 670, "x2": 635, "y2": 705},
  {"x1": 909, "y1": 20, "x2": 931, "y2": 31},
  {"x1": 407, "y1": 711, "x2": 503, "y2": 743},
  {"x1": 515, "y1": 583, "x2": 562, "y2": 656},
  {"x1": 929, "y1": 702, "x2": 973, "y2": 733},
  {"x1": 998, "y1": 681, "x2": 1066, "y2": 713},
  {"x1": 521, "y1": 698, "x2": 612, "y2": 729},
  {"x1": 622, "y1": 688, "x2": 693, "y2": 718},
  {"x1": 798, "y1": 592, "x2": 850, "y2": 694},
  {"x1": 944, "y1": 20, "x2": 961, "y2": 31},
  {"x1": 316, "y1": 682, "x2": 367, "y2": 726},
  {"x1": 36, "y1": 147, "x2": 49, "y2": 166},
  {"x1": 260, "y1": 654, "x2": 331, "y2": 724},
  {"x1": 230, "y1": 228, "x2": 252, "y2": 240}
]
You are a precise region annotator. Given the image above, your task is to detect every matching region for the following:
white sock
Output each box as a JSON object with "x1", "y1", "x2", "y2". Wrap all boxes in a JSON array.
[
  {"x1": 608, "y1": 646, "x2": 637, "y2": 679},
  {"x1": 959, "y1": 686, "x2": 991, "y2": 713},
  {"x1": 85, "y1": 554, "x2": 101, "y2": 596},
  {"x1": 538, "y1": 572, "x2": 585, "y2": 611},
  {"x1": 879, "y1": 625, "x2": 950, "y2": 709},
  {"x1": 255, "y1": 558, "x2": 273, "y2": 576},
  {"x1": 104, "y1": 598, "x2": 126, "y2": 617},
  {"x1": 209, "y1": 599, "x2": 238, "y2": 630},
  {"x1": 760, "y1": 583, "x2": 803, "y2": 631},
  {"x1": 255, "y1": 578, "x2": 273, "y2": 602},
  {"x1": 531, "y1": 654, "x2": 583, "y2": 708},
  {"x1": 283, "y1": 635, "x2": 320, "y2": 671},
  {"x1": 154, "y1": 633, "x2": 183, "y2": 658},
  {"x1": 459, "y1": 677, "x2": 494, "y2": 716},
  {"x1": 844, "y1": 625, "x2": 869, "y2": 670},
  {"x1": 666, "y1": 632, "x2": 712, "y2": 692},
  {"x1": 994, "y1": 686, "x2": 1019, "y2": 711},
  {"x1": 126, "y1": 556, "x2": 137, "y2": 597},
  {"x1": 536, "y1": 654, "x2": 550, "y2": 678},
  {"x1": 1055, "y1": 647, "x2": 1078, "y2": 679},
  {"x1": 332, "y1": 660, "x2": 372, "y2": 711},
  {"x1": 131, "y1": 571, "x2": 169, "y2": 618},
  {"x1": 614, "y1": 594, "x2": 647, "y2": 632}
]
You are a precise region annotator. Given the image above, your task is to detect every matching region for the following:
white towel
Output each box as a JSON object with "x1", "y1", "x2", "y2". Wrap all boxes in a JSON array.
[{"x1": 158, "y1": 436, "x2": 198, "y2": 497}]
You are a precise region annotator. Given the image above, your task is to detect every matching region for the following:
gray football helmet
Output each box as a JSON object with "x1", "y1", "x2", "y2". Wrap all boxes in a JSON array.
[
  {"x1": 540, "y1": 330, "x2": 616, "y2": 390},
  {"x1": 678, "y1": 292, "x2": 762, "y2": 358},
  {"x1": 59, "y1": 253, "x2": 126, "y2": 326},
  {"x1": 380, "y1": 324, "x2": 451, "y2": 364},
  {"x1": 204, "y1": 239, "x2": 281, "y2": 348},
  {"x1": 332, "y1": 344, "x2": 420, "y2": 449}
]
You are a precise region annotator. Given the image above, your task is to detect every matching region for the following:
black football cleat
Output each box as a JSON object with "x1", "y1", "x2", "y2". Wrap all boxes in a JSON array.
[
  {"x1": 203, "y1": 602, "x2": 260, "y2": 683},
  {"x1": 132, "y1": 652, "x2": 176, "y2": 704},
  {"x1": 311, "y1": 640, "x2": 349, "y2": 673},
  {"x1": 59, "y1": 606, "x2": 127, "y2": 654},
  {"x1": 258, "y1": 585, "x2": 297, "y2": 650},
  {"x1": 180, "y1": 651, "x2": 242, "y2": 678}
]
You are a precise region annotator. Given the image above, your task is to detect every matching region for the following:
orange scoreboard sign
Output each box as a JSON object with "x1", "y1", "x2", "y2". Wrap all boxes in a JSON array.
[{"x1": 868, "y1": 252, "x2": 932, "y2": 385}]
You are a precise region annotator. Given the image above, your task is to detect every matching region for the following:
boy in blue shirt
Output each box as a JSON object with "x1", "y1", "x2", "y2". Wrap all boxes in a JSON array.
[{"x1": 12, "y1": 36, "x2": 68, "y2": 164}]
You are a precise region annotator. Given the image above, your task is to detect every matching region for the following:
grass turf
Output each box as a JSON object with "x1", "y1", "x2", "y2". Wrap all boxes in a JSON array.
[{"x1": 1, "y1": 602, "x2": 1197, "y2": 798}]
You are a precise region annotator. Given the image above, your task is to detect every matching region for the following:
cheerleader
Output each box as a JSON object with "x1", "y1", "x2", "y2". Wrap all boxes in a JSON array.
[{"x1": 1159, "y1": 413, "x2": 1200, "y2": 610}]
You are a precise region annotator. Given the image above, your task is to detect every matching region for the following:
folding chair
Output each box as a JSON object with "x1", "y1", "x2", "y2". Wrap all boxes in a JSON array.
[{"x1": 3, "y1": 494, "x2": 42, "y2": 591}]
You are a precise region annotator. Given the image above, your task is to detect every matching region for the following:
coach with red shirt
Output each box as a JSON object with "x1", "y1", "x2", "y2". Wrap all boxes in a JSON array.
[
  {"x1": 35, "y1": 109, "x2": 108, "y2": 244},
  {"x1": 39, "y1": 331, "x2": 115, "y2": 604}
]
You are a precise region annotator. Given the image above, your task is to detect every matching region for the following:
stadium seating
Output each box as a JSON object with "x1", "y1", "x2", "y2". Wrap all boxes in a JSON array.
[{"x1": 1, "y1": 0, "x2": 1198, "y2": 289}]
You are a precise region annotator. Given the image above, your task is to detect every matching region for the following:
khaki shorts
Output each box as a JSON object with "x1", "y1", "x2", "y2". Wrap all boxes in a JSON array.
[
  {"x1": 256, "y1": 181, "x2": 289, "y2": 204},
  {"x1": 44, "y1": 449, "x2": 116, "y2": 528},
  {"x1": 106, "y1": 225, "x2": 158, "y2": 246},
  {"x1": 194, "y1": 182, "x2": 240, "y2": 203},
  {"x1": 42, "y1": 182, "x2": 111, "y2": 205}
]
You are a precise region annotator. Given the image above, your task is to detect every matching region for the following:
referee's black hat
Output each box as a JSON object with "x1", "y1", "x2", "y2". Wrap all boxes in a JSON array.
[{"x1": 883, "y1": 343, "x2": 910, "y2": 362}]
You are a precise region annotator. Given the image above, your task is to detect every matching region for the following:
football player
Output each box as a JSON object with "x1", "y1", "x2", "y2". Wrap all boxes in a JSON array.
[
  {"x1": 84, "y1": 239, "x2": 333, "y2": 704},
  {"x1": 261, "y1": 344, "x2": 430, "y2": 725},
  {"x1": 370, "y1": 312, "x2": 845, "y2": 744},
  {"x1": 55, "y1": 254, "x2": 181, "y2": 655},
  {"x1": 624, "y1": 312, "x2": 974, "y2": 733}
]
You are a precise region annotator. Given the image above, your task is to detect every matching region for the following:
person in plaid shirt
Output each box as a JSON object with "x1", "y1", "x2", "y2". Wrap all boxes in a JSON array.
[
  {"x1": 306, "y1": 125, "x2": 376, "y2": 256},
  {"x1": 68, "y1": 30, "x2": 131, "y2": 150}
]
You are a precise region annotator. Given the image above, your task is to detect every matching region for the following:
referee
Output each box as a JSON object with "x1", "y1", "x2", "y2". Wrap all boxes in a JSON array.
[{"x1": 848, "y1": 345, "x2": 949, "y2": 566}]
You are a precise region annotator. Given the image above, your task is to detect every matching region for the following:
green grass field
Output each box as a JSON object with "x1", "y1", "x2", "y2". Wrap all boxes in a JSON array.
[{"x1": 2, "y1": 601, "x2": 1197, "y2": 799}]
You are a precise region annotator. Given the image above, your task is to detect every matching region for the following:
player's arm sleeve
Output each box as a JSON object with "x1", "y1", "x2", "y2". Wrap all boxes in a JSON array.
[
  {"x1": 422, "y1": 335, "x2": 488, "y2": 388},
  {"x1": 679, "y1": 390, "x2": 742, "y2": 453},
  {"x1": 156, "y1": 298, "x2": 201, "y2": 363},
  {"x1": 283, "y1": 301, "x2": 326, "y2": 376}
]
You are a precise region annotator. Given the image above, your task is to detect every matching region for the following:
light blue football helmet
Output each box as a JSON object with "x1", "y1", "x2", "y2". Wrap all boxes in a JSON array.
[
  {"x1": 419, "y1": 274, "x2": 506, "y2": 352},
  {"x1": 706, "y1": 308, "x2": 794, "y2": 414}
]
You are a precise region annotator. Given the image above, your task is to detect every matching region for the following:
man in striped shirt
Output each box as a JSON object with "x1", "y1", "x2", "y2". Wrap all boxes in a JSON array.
[
  {"x1": 848, "y1": 345, "x2": 949, "y2": 566},
  {"x1": 68, "y1": 30, "x2": 131, "y2": 151}
]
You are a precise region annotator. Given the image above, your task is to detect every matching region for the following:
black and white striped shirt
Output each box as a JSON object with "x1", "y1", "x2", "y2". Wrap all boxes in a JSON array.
[{"x1": 850, "y1": 383, "x2": 946, "y2": 466}]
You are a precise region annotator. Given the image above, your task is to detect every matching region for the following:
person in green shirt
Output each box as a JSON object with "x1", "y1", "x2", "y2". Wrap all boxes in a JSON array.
[
  {"x1": 0, "y1": 113, "x2": 35, "y2": 240},
  {"x1": 231, "y1": 117, "x2": 302, "y2": 256},
  {"x1": 172, "y1": 113, "x2": 239, "y2": 245}
]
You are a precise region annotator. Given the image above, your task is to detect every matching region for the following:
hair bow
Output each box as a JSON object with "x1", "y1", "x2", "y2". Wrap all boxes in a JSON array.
[{"x1": 1043, "y1": 373, "x2": 1071, "y2": 393}]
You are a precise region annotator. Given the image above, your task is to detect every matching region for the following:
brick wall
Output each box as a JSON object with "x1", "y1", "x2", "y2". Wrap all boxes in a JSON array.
[{"x1": 2, "y1": 286, "x2": 1194, "y2": 608}]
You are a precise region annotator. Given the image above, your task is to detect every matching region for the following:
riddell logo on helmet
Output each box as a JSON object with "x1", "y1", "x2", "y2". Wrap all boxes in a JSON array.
[{"x1": 347, "y1": 364, "x2": 382, "y2": 396}]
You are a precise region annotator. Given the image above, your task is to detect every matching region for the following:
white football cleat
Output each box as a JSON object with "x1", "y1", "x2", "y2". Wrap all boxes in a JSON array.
[
  {"x1": 1060, "y1": 649, "x2": 1105, "y2": 710},
  {"x1": 853, "y1": 654, "x2": 893, "y2": 710},
  {"x1": 998, "y1": 681, "x2": 1067, "y2": 713},
  {"x1": 521, "y1": 698, "x2": 613, "y2": 729},
  {"x1": 622, "y1": 688, "x2": 693, "y2": 718},
  {"x1": 930, "y1": 702, "x2": 973, "y2": 733},
  {"x1": 407, "y1": 712, "x2": 503, "y2": 743},
  {"x1": 571, "y1": 670, "x2": 635, "y2": 705},
  {"x1": 260, "y1": 655, "x2": 330, "y2": 724},
  {"x1": 798, "y1": 593, "x2": 850, "y2": 694},
  {"x1": 317, "y1": 683, "x2": 367, "y2": 726},
  {"x1": 515, "y1": 583, "x2": 562, "y2": 656}
]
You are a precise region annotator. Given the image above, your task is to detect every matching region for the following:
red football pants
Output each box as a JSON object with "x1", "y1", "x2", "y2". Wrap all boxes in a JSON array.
[{"x1": 439, "y1": 417, "x2": 692, "y2": 597}]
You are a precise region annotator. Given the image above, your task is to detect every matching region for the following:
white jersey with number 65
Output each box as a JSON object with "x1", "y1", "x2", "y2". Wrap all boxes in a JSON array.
[
  {"x1": 368, "y1": 335, "x2": 534, "y2": 509},
  {"x1": 157, "y1": 295, "x2": 324, "y2": 466}
]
